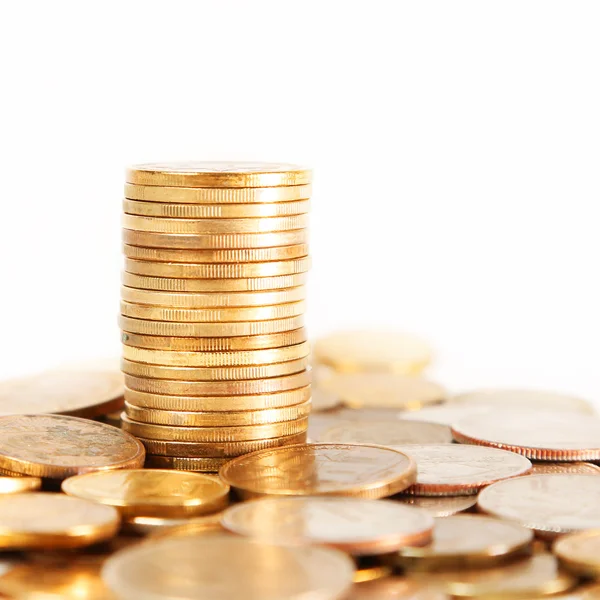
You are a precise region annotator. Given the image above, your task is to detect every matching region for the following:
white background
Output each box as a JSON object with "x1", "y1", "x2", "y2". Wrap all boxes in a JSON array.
[{"x1": 0, "y1": 2, "x2": 598, "y2": 402}]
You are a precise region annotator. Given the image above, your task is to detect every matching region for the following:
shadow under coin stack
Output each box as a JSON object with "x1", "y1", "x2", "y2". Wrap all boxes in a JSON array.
[{"x1": 119, "y1": 162, "x2": 312, "y2": 472}]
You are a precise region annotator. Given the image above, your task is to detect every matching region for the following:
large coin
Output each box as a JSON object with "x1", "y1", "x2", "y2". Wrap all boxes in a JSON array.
[
  {"x1": 396, "y1": 495, "x2": 477, "y2": 518},
  {"x1": 394, "y1": 444, "x2": 532, "y2": 496},
  {"x1": 219, "y1": 443, "x2": 416, "y2": 500},
  {"x1": 452, "y1": 413, "x2": 600, "y2": 461},
  {"x1": 101, "y1": 534, "x2": 353, "y2": 600},
  {"x1": 554, "y1": 530, "x2": 600, "y2": 577},
  {"x1": 0, "y1": 415, "x2": 145, "y2": 478},
  {"x1": 477, "y1": 474, "x2": 600, "y2": 538}
]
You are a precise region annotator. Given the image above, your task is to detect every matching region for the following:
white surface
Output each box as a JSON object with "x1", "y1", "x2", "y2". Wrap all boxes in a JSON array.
[{"x1": 0, "y1": 2, "x2": 598, "y2": 401}]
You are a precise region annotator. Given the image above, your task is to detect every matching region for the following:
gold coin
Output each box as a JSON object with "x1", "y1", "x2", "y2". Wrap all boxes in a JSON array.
[
  {"x1": 125, "y1": 182, "x2": 312, "y2": 203},
  {"x1": 122, "y1": 328, "x2": 307, "y2": 351},
  {"x1": 123, "y1": 198, "x2": 310, "y2": 218},
  {"x1": 144, "y1": 456, "x2": 228, "y2": 472},
  {"x1": 123, "y1": 227, "x2": 309, "y2": 249},
  {"x1": 396, "y1": 495, "x2": 478, "y2": 518},
  {"x1": 0, "y1": 492, "x2": 119, "y2": 549},
  {"x1": 126, "y1": 161, "x2": 313, "y2": 188},
  {"x1": 222, "y1": 496, "x2": 433, "y2": 555},
  {"x1": 125, "y1": 400, "x2": 312, "y2": 427},
  {"x1": 478, "y1": 474, "x2": 600, "y2": 539},
  {"x1": 0, "y1": 414, "x2": 145, "y2": 478},
  {"x1": 102, "y1": 533, "x2": 353, "y2": 600},
  {"x1": 451, "y1": 412, "x2": 600, "y2": 461},
  {"x1": 320, "y1": 373, "x2": 446, "y2": 410},
  {"x1": 313, "y1": 331, "x2": 432, "y2": 374},
  {"x1": 0, "y1": 475, "x2": 41, "y2": 493},
  {"x1": 394, "y1": 444, "x2": 532, "y2": 496},
  {"x1": 119, "y1": 314, "x2": 304, "y2": 337},
  {"x1": 531, "y1": 462, "x2": 600, "y2": 475},
  {"x1": 137, "y1": 432, "x2": 308, "y2": 458},
  {"x1": 121, "y1": 414, "x2": 308, "y2": 442},
  {"x1": 125, "y1": 511, "x2": 226, "y2": 536},
  {"x1": 62, "y1": 469, "x2": 229, "y2": 518},
  {"x1": 219, "y1": 443, "x2": 417, "y2": 500},
  {"x1": 554, "y1": 529, "x2": 600, "y2": 577},
  {"x1": 121, "y1": 357, "x2": 309, "y2": 381},
  {"x1": 0, "y1": 369, "x2": 124, "y2": 419},
  {"x1": 124, "y1": 369, "x2": 311, "y2": 396},
  {"x1": 125, "y1": 385, "x2": 311, "y2": 412},
  {"x1": 121, "y1": 285, "x2": 306, "y2": 308},
  {"x1": 122, "y1": 270, "x2": 307, "y2": 291},
  {"x1": 396, "y1": 515, "x2": 533, "y2": 570}
]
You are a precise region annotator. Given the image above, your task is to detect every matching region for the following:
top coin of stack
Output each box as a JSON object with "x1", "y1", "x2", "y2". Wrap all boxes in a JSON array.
[{"x1": 120, "y1": 162, "x2": 312, "y2": 471}]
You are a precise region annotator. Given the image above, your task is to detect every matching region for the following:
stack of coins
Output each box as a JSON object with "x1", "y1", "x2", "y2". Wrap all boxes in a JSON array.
[{"x1": 119, "y1": 162, "x2": 312, "y2": 472}]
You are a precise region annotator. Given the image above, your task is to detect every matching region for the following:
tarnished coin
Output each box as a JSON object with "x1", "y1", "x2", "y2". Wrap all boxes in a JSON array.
[
  {"x1": 102, "y1": 534, "x2": 354, "y2": 600},
  {"x1": 478, "y1": 475, "x2": 600, "y2": 538},
  {"x1": 452, "y1": 413, "x2": 600, "y2": 461},
  {"x1": 62, "y1": 469, "x2": 229, "y2": 518},
  {"x1": 393, "y1": 444, "x2": 532, "y2": 496},
  {"x1": 313, "y1": 331, "x2": 432, "y2": 374},
  {"x1": 127, "y1": 511, "x2": 226, "y2": 537},
  {"x1": 0, "y1": 415, "x2": 145, "y2": 478},
  {"x1": 396, "y1": 515, "x2": 533, "y2": 570},
  {"x1": 554, "y1": 529, "x2": 600, "y2": 577},
  {"x1": 396, "y1": 495, "x2": 478, "y2": 518},
  {"x1": 222, "y1": 497, "x2": 434, "y2": 555},
  {"x1": 0, "y1": 369, "x2": 124, "y2": 418},
  {"x1": 0, "y1": 492, "x2": 119, "y2": 549},
  {"x1": 320, "y1": 373, "x2": 445, "y2": 410},
  {"x1": 344, "y1": 577, "x2": 448, "y2": 600},
  {"x1": 219, "y1": 443, "x2": 417, "y2": 500},
  {"x1": 530, "y1": 462, "x2": 600, "y2": 475}
]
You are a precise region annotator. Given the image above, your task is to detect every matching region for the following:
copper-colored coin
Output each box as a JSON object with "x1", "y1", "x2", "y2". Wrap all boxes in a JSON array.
[
  {"x1": 125, "y1": 386, "x2": 311, "y2": 412},
  {"x1": 0, "y1": 369, "x2": 124, "y2": 419},
  {"x1": 396, "y1": 495, "x2": 477, "y2": 518},
  {"x1": 124, "y1": 182, "x2": 312, "y2": 203},
  {"x1": 478, "y1": 474, "x2": 600, "y2": 538},
  {"x1": 144, "y1": 456, "x2": 228, "y2": 472},
  {"x1": 554, "y1": 529, "x2": 600, "y2": 577},
  {"x1": 121, "y1": 414, "x2": 308, "y2": 442},
  {"x1": 222, "y1": 496, "x2": 433, "y2": 555},
  {"x1": 0, "y1": 415, "x2": 145, "y2": 478},
  {"x1": 0, "y1": 492, "x2": 120, "y2": 549},
  {"x1": 396, "y1": 515, "x2": 533, "y2": 570},
  {"x1": 320, "y1": 373, "x2": 446, "y2": 410},
  {"x1": 122, "y1": 328, "x2": 307, "y2": 351},
  {"x1": 126, "y1": 511, "x2": 226, "y2": 536},
  {"x1": 452, "y1": 412, "x2": 600, "y2": 461},
  {"x1": 530, "y1": 462, "x2": 600, "y2": 475},
  {"x1": 344, "y1": 577, "x2": 448, "y2": 600},
  {"x1": 219, "y1": 443, "x2": 417, "y2": 500},
  {"x1": 394, "y1": 444, "x2": 532, "y2": 496}
]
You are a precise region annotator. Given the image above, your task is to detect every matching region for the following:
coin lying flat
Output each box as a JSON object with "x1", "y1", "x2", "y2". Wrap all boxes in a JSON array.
[
  {"x1": 0, "y1": 415, "x2": 145, "y2": 478},
  {"x1": 396, "y1": 515, "x2": 533, "y2": 570},
  {"x1": 222, "y1": 497, "x2": 434, "y2": 555},
  {"x1": 477, "y1": 475, "x2": 600, "y2": 538},
  {"x1": 219, "y1": 443, "x2": 417, "y2": 500},
  {"x1": 102, "y1": 534, "x2": 354, "y2": 600},
  {"x1": 396, "y1": 495, "x2": 477, "y2": 517},
  {"x1": 128, "y1": 512, "x2": 227, "y2": 537},
  {"x1": 0, "y1": 493, "x2": 120, "y2": 549},
  {"x1": 554, "y1": 529, "x2": 600, "y2": 577},
  {"x1": 393, "y1": 444, "x2": 532, "y2": 496},
  {"x1": 452, "y1": 412, "x2": 600, "y2": 461},
  {"x1": 530, "y1": 462, "x2": 600, "y2": 475},
  {"x1": 62, "y1": 469, "x2": 229, "y2": 518},
  {"x1": 344, "y1": 577, "x2": 448, "y2": 600}
]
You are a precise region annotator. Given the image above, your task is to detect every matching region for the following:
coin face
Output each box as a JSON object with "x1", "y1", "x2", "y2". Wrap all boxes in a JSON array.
[
  {"x1": 0, "y1": 492, "x2": 119, "y2": 549},
  {"x1": 478, "y1": 475, "x2": 600, "y2": 538},
  {"x1": 102, "y1": 534, "x2": 354, "y2": 600},
  {"x1": 0, "y1": 370, "x2": 124, "y2": 418},
  {"x1": 0, "y1": 415, "x2": 145, "y2": 478},
  {"x1": 396, "y1": 495, "x2": 477, "y2": 517},
  {"x1": 394, "y1": 444, "x2": 532, "y2": 496},
  {"x1": 219, "y1": 443, "x2": 417, "y2": 499},
  {"x1": 396, "y1": 515, "x2": 533, "y2": 569},
  {"x1": 222, "y1": 497, "x2": 434, "y2": 555},
  {"x1": 62, "y1": 469, "x2": 229, "y2": 518},
  {"x1": 554, "y1": 530, "x2": 600, "y2": 577}
]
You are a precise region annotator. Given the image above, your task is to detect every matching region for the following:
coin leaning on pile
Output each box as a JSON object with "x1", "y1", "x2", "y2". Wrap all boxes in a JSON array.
[{"x1": 120, "y1": 162, "x2": 312, "y2": 471}]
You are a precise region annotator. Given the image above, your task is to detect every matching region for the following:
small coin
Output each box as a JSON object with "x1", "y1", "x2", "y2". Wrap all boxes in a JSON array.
[
  {"x1": 478, "y1": 474, "x2": 600, "y2": 538},
  {"x1": 0, "y1": 414, "x2": 145, "y2": 478},
  {"x1": 394, "y1": 444, "x2": 532, "y2": 496},
  {"x1": 0, "y1": 475, "x2": 42, "y2": 493},
  {"x1": 219, "y1": 443, "x2": 417, "y2": 500},
  {"x1": 396, "y1": 495, "x2": 477, "y2": 518},
  {"x1": 344, "y1": 577, "x2": 448, "y2": 600},
  {"x1": 0, "y1": 492, "x2": 119, "y2": 549},
  {"x1": 144, "y1": 456, "x2": 228, "y2": 472},
  {"x1": 62, "y1": 469, "x2": 229, "y2": 518},
  {"x1": 452, "y1": 412, "x2": 600, "y2": 461},
  {"x1": 102, "y1": 534, "x2": 353, "y2": 600},
  {"x1": 124, "y1": 182, "x2": 312, "y2": 203},
  {"x1": 313, "y1": 331, "x2": 432, "y2": 374},
  {"x1": 396, "y1": 515, "x2": 533, "y2": 570},
  {"x1": 222, "y1": 496, "x2": 434, "y2": 555},
  {"x1": 125, "y1": 512, "x2": 226, "y2": 537},
  {"x1": 531, "y1": 462, "x2": 600, "y2": 475},
  {"x1": 554, "y1": 529, "x2": 600, "y2": 577}
]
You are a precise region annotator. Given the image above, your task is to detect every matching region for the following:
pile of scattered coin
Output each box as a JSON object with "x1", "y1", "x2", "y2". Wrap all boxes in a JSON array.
[{"x1": 119, "y1": 162, "x2": 312, "y2": 471}]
